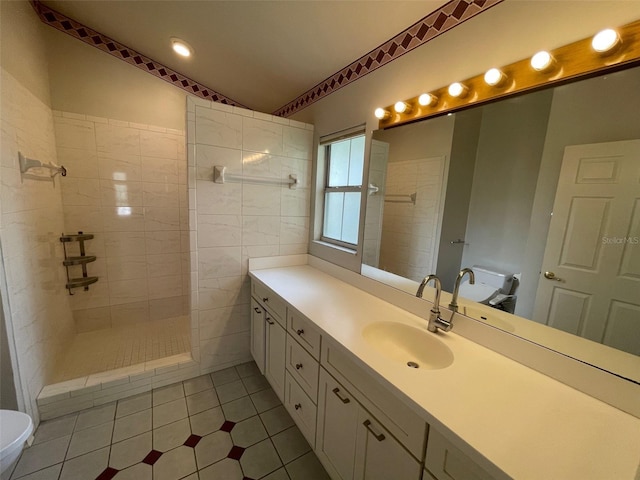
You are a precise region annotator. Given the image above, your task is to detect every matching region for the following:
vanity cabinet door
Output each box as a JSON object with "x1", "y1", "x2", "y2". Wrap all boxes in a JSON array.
[
  {"x1": 316, "y1": 369, "x2": 359, "y2": 480},
  {"x1": 265, "y1": 313, "x2": 286, "y2": 402},
  {"x1": 353, "y1": 409, "x2": 421, "y2": 480},
  {"x1": 250, "y1": 298, "x2": 266, "y2": 374},
  {"x1": 425, "y1": 428, "x2": 495, "y2": 480}
]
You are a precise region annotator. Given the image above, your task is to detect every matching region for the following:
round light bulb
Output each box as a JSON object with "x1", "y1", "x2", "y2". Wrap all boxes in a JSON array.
[
  {"x1": 531, "y1": 51, "x2": 553, "y2": 71},
  {"x1": 448, "y1": 82, "x2": 467, "y2": 98},
  {"x1": 394, "y1": 101, "x2": 409, "y2": 113},
  {"x1": 171, "y1": 38, "x2": 193, "y2": 57},
  {"x1": 592, "y1": 28, "x2": 620, "y2": 53},
  {"x1": 484, "y1": 68, "x2": 505, "y2": 86},
  {"x1": 418, "y1": 93, "x2": 437, "y2": 106},
  {"x1": 374, "y1": 108, "x2": 389, "y2": 120}
]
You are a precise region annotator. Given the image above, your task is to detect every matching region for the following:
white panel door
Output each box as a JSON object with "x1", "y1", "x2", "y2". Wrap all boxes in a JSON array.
[{"x1": 533, "y1": 140, "x2": 640, "y2": 355}]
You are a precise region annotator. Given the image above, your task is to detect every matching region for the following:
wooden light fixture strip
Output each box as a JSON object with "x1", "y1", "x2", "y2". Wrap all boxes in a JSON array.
[{"x1": 378, "y1": 18, "x2": 640, "y2": 129}]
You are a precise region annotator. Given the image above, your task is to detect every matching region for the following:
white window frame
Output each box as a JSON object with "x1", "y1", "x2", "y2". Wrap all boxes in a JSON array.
[{"x1": 319, "y1": 131, "x2": 366, "y2": 249}]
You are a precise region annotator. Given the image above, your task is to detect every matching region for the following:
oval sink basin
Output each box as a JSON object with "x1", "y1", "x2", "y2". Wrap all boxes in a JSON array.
[{"x1": 362, "y1": 321, "x2": 454, "y2": 370}]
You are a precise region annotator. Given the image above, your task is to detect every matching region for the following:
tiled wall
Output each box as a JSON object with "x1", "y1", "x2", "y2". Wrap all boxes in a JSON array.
[
  {"x1": 379, "y1": 157, "x2": 445, "y2": 282},
  {"x1": 0, "y1": 69, "x2": 76, "y2": 423},
  {"x1": 187, "y1": 97, "x2": 313, "y2": 371},
  {"x1": 53, "y1": 113, "x2": 189, "y2": 332}
]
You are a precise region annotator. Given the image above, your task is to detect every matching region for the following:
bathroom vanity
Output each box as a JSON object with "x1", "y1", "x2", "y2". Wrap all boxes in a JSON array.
[{"x1": 249, "y1": 255, "x2": 640, "y2": 480}]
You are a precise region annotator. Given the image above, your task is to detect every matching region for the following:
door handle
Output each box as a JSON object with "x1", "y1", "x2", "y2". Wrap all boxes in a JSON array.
[
  {"x1": 363, "y1": 419, "x2": 385, "y2": 442},
  {"x1": 332, "y1": 387, "x2": 350, "y2": 404},
  {"x1": 544, "y1": 271, "x2": 563, "y2": 281}
]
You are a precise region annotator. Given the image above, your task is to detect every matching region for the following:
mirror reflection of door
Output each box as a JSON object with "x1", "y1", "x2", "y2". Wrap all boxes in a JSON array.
[{"x1": 533, "y1": 140, "x2": 640, "y2": 356}]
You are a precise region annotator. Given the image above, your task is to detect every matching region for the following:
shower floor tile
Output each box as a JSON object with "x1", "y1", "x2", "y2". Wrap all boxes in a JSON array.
[
  {"x1": 54, "y1": 316, "x2": 191, "y2": 382},
  {"x1": 12, "y1": 362, "x2": 330, "y2": 480}
]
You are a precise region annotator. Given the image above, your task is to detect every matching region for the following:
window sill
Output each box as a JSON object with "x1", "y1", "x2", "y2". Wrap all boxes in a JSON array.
[{"x1": 312, "y1": 239, "x2": 357, "y2": 255}]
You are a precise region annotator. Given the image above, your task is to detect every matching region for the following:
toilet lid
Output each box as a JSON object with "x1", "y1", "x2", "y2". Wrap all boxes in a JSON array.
[
  {"x1": 458, "y1": 281, "x2": 498, "y2": 303},
  {"x1": 0, "y1": 410, "x2": 33, "y2": 452}
]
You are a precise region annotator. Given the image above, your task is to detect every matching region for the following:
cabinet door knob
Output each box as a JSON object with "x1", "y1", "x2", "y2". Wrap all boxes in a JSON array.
[
  {"x1": 263, "y1": 297, "x2": 269, "y2": 302},
  {"x1": 294, "y1": 403, "x2": 302, "y2": 410},
  {"x1": 295, "y1": 363, "x2": 303, "y2": 370},
  {"x1": 332, "y1": 387, "x2": 350, "y2": 404},
  {"x1": 363, "y1": 419, "x2": 385, "y2": 442},
  {"x1": 296, "y1": 328, "x2": 304, "y2": 336}
]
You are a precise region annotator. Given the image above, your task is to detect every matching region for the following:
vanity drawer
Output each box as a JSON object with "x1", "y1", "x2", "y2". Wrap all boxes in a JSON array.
[
  {"x1": 286, "y1": 335, "x2": 319, "y2": 400},
  {"x1": 252, "y1": 281, "x2": 286, "y2": 327},
  {"x1": 284, "y1": 371, "x2": 317, "y2": 448},
  {"x1": 287, "y1": 307, "x2": 322, "y2": 360},
  {"x1": 321, "y1": 339, "x2": 426, "y2": 460}
]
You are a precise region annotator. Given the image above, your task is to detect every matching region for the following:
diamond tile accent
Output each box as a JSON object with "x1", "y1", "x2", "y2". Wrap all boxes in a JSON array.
[
  {"x1": 96, "y1": 466, "x2": 119, "y2": 480},
  {"x1": 142, "y1": 449, "x2": 163, "y2": 465},
  {"x1": 184, "y1": 434, "x2": 202, "y2": 448},
  {"x1": 220, "y1": 420, "x2": 236, "y2": 432},
  {"x1": 31, "y1": 1, "x2": 245, "y2": 108},
  {"x1": 228, "y1": 445, "x2": 246, "y2": 460}
]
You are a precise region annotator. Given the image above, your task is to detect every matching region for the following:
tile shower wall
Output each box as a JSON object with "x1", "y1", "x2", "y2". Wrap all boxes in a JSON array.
[
  {"x1": 0, "y1": 69, "x2": 76, "y2": 423},
  {"x1": 188, "y1": 97, "x2": 313, "y2": 371},
  {"x1": 379, "y1": 157, "x2": 446, "y2": 282},
  {"x1": 53, "y1": 112, "x2": 188, "y2": 332}
]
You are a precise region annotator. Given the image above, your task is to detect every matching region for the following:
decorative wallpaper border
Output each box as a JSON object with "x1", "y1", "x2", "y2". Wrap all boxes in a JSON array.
[
  {"x1": 32, "y1": 0, "x2": 502, "y2": 116},
  {"x1": 31, "y1": 1, "x2": 247, "y2": 108},
  {"x1": 272, "y1": 0, "x2": 503, "y2": 117}
]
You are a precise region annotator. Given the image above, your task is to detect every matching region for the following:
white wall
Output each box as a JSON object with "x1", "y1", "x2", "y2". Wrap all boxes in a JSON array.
[
  {"x1": 53, "y1": 112, "x2": 188, "y2": 332},
  {"x1": 44, "y1": 21, "x2": 186, "y2": 131},
  {"x1": 0, "y1": 1, "x2": 75, "y2": 423},
  {"x1": 461, "y1": 89, "x2": 552, "y2": 280},
  {"x1": 187, "y1": 98, "x2": 313, "y2": 371}
]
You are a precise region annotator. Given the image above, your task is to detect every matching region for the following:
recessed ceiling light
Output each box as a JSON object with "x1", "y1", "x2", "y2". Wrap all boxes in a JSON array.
[{"x1": 171, "y1": 38, "x2": 193, "y2": 57}]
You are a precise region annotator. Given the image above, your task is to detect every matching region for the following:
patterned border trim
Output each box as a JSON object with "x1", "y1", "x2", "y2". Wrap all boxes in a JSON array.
[
  {"x1": 272, "y1": 0, "x2": 503, "y2": 117},
  {"x1": 31, "y1": 1, "x2": 247, "y2": 108}
]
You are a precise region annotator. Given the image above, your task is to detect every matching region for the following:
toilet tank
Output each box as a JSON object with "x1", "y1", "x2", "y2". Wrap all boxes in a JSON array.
[{"x1": 472, "y1": 265, "x2": 513, "y2": 294}]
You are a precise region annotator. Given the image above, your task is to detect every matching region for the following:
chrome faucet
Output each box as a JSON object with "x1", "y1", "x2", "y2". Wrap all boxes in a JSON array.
[
  {"x1": 416, "y1": 274, "x2": 452, "y2": 333},
  {"x1": 449, "y1": 268, "x2": 475, "y2": 312}
]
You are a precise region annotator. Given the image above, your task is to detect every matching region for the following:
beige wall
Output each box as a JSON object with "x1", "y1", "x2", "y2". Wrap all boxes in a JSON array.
[
  {"x1": 44, "y1": 25, "x2": 186, "y2": 131},
  {"x1": 1, "y1": 1, "x2": 75, "y2": 423}
]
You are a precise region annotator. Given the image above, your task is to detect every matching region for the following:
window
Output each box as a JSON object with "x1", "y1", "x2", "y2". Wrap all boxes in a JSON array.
[{"x1": 321, "y1": 134, "x2": 365, "y2": 247}]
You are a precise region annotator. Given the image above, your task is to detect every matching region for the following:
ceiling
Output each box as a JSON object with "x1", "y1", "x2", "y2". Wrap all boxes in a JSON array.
[{"x1": 43, "y1": 1, "x2": 448, "y2": 113}]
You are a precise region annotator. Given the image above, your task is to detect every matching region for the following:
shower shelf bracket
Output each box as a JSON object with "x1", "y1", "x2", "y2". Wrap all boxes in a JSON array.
[{"x1": 60, "y1": 232, "x2": 98, "y2": 295}]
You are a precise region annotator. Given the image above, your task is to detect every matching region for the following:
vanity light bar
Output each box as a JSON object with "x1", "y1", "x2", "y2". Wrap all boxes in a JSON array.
[{"x1": 376, "y1": 18, "x2": 640, "y2": 129}]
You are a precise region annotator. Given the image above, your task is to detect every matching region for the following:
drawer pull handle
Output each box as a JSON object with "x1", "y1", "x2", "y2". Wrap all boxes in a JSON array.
[
  {"x1": 254, "y1": 307, "x2": 262, "y2": 314},
  {"x1": 332, "y1": 387, "x2": 350, "y2": 404},
  {"x1": 295, "y1": 363, "x2": 303, "y2": 370},
  {"x1": 294, "y1": 403, "x2": 302, "y2": 410},
  {"x1": 266, "y1": 317, "x2": 275, "y2": 325},
  {"x1": 363, "y1": 420, "x2": 385, "y2": 442},
  {"x1": 296, "y1": 329, "x2": 304, "y2": 336},
  {"x1": 263, "y1": 297, "x2": 269, "y2": 303}
]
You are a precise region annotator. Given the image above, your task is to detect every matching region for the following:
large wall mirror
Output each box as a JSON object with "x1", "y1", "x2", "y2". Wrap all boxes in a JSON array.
[{"x1": 361, "y1": 64, "x2": 640, "y2": 384}]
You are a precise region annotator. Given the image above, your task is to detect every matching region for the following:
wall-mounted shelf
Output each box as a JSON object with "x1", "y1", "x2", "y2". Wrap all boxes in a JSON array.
[{"x1": 60, "y1": 232, "x2": 98, "y2": 295}]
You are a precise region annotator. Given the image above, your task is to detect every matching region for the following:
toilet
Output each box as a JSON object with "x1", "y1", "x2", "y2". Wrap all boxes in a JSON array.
[
  {"x1": 458, "y1": 265, "x2": 514, "y2": 306},
  {"x1": 0, "y1": 410, "x2": 33, "y2": 475}
]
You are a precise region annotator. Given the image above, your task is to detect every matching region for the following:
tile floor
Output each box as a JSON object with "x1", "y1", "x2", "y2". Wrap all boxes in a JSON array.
[
  {"x1": 54, "y1": 316, "x2": 191, "y2": 382},
  {"x1": 12, "y1": 361, "x2": 329, "y2": 480}
]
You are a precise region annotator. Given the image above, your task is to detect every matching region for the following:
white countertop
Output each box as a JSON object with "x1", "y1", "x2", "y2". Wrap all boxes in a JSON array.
[{"x1": 250, "y1": 263, "x2": 640, "y2": 480}]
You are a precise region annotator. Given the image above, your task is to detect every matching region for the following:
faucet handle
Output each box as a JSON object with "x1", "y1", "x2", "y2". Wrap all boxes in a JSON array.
[{"x1": 436, "y1": 316, "x2": 452, "y2": 332}]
